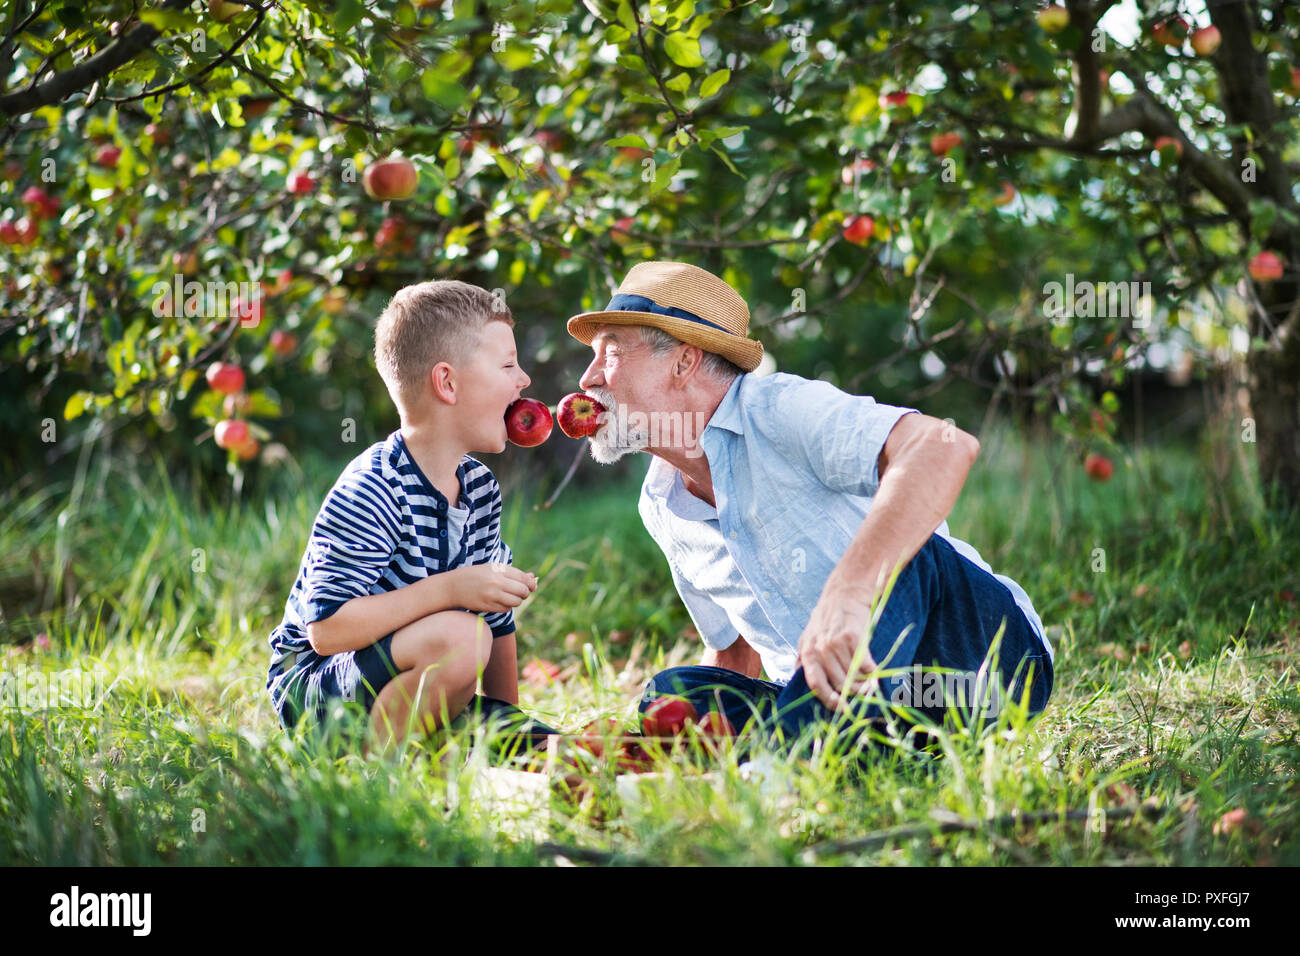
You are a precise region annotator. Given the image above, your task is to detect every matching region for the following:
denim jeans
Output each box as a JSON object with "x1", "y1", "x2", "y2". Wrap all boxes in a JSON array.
[{"x1": 640, "y1": 533, "x2": 1054, "y2": 755}]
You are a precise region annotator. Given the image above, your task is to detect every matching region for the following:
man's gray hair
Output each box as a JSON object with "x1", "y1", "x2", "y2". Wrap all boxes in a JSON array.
[{"x1": 634, "y1": 325, "x2": 744, "y2": 382}]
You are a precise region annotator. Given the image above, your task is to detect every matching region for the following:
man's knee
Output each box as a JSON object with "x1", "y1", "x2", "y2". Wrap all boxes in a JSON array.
[{"x1": 639, "y1": 666, "x2": 699, "y2": 712}]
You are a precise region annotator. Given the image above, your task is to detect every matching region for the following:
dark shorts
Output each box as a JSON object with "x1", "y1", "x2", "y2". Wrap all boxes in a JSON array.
[{"x1": 273, "y1": 633, "x2": 400, "y2": 732}]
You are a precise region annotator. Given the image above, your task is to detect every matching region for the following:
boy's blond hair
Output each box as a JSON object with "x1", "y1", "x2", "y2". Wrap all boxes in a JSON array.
[{"x1": 374, "y1": 280, "x2": 514, "y2": 411}]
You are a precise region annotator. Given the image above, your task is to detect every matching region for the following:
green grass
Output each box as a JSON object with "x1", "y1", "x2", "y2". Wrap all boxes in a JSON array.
[{"x1": 1, "y1": 419, "x2": 1297, "y2": 865}]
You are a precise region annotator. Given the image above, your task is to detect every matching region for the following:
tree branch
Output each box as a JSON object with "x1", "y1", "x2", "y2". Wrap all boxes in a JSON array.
[
  {"x1": 104, "y1": 7, "x2": 268, "y2": 104},
  {"x1": 0, "y1": 0, "x2": 191, "y2": 118}
]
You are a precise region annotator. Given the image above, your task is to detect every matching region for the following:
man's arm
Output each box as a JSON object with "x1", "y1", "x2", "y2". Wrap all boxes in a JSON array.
[
  {"x1": 797, "y1": 413, "x2": 979, "y2": 709},
  {"x1": 480, "y1": 631, "x2": 519, "y2": 703},
  {"x1": 701, "y1": 633, "x2": 762, "y2": 678}
]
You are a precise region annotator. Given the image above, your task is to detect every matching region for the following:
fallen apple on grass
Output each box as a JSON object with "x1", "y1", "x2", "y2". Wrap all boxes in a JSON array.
[
  {"x1": 505, "y1": 398, "x2": 553, "y2": 447},
  {"x1": 575, "y1": 718, "x2": 626, "y2": 759},
  {"x1": 556, "y1": 392, "x2": 608, "y2": 438},
  {"x1": 642, "y1": 697, "x2": 698, "y2": 737},
  {"x1": 697, "y1": 711, "x2": 736, "y2": 740}
]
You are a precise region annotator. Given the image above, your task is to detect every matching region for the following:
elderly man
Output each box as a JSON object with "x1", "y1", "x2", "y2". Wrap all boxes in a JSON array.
[{"x1": 566, "y1": 261, "x2": 1053, "y2": 752}]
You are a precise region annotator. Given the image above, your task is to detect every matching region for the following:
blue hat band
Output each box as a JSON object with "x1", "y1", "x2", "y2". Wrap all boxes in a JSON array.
[{"x1": 604, "y1": 292, "x2": 732, "y2": 335}]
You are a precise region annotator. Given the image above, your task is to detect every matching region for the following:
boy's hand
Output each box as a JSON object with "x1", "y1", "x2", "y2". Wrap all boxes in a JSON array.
[{"x1": 448, "y1": 563, "x2": 538, "y2": 613}]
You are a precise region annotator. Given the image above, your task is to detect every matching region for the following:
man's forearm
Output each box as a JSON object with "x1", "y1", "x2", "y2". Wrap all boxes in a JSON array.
[
  {"x1": 307, "y1": 572, "x2": 457, "y2": 656},
  {"x1": 830, "y1": 428, "x2": 977, "y2": 604}
]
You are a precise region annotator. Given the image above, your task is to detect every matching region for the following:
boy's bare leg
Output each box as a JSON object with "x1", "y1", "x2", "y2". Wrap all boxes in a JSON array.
[{"x1": 365, "y1": 610, "x2": 492, "y2": 754}]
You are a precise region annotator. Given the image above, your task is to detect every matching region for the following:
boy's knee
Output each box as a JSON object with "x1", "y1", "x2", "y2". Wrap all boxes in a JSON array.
[{"x1": 402, "y1": 612, "x2": 489, "y2": 680}]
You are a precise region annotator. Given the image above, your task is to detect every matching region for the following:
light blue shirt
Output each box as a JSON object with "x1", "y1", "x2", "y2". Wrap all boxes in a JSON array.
[{"x1": 638, "y1": 372, "x2": 1051, "y2": 685}]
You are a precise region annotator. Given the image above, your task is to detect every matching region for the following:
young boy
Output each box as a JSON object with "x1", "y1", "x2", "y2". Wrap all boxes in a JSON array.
[{"x1": 266, "y1": 280, "x2": 546, "y2": 752}]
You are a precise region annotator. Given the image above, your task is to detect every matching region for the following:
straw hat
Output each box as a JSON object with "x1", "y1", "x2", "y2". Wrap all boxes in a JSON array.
[{"x1": 566, "y1": 261, "x2": 764, "y2": 372}]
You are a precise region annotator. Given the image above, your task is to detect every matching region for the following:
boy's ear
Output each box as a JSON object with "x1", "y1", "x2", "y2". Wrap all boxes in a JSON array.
[{"x1": 430, "y1": 361, "x2": 457, "y2": 404}]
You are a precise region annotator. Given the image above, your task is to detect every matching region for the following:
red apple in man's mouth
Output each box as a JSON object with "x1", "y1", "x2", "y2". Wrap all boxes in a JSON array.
[
  {"x1": 504, "y1": 398, "x2": 553, "y2": 447},
  {"x1": 556, "y1": 392, "x2": 608, "y2": 438}
]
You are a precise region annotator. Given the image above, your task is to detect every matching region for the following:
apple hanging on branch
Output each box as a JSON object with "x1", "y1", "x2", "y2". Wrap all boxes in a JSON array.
[
  {"x1": 205, "y1": 361, "x2": 246, "y2": 395},
  {"x1": 1084, "y1": 453, "x2": 1114, "y2": 482},
  {"x1": 1036, "y1": 6, "x2": 1069, "y2": 34},
  {"x1": 95, "y1": 145, "x2": 121, "y2": 169},
  {"x1": 363, "y1": 155, "x2": 419, "y2": 200},
  {"x1": 929, "y1": 131, "x2": 963, "y2": 156},
  {"x1": 1249, "y1": 251, "x2": 1284, "y2": 282},
  {"x1": 842, "y1": 214, "x2": 875, "y2": 246}
]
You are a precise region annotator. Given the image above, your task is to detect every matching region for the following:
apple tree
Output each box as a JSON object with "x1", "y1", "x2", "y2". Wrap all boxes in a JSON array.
[{"x1": 0, "y1": 0, "x2": 1297, "y2": 510}]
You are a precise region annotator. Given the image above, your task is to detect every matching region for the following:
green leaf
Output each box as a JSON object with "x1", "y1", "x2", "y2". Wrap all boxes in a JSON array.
[
  {"x1": 710, "y1": 143, "x2": 741, "y2": 176},
  {"x1": 650, "y1": 156, "x2": 682, "y2": 195},
  {"x1": 493, "y1": 152, "x2": 521, "y2": 179},
  {"x1": 64, "y1": 392, "x2": 88, "y2": 421},
  {"x1": 528, "y1": 189, "x2": 551, "y2": 222},
  {"x1": 333, "y1": 0, "x2": 366, "y2": 34},
  {"x1": 666, "y1": 72, "x2": 692, "y2": 94},
  {"x1": 498, "y1": 44, "x2": 536, "y2": 71},
  {"x1": 421, "y1": 69, "x2": 467, "y2": 110},
  {"x1": 1249, "y1": 199, "x2": 1277, "y2": 241},
  {"x1": 136, "y1": 9, "x2": 196, "y2": 30},
  {"x1": 699, "y1": 68, "x2": 730, "y2": 98},
  {"x1": 664, "y1": 32, "x2": 704, "y2": 68},
  {"x1": 604, "y1": 134, "x2": 650, "y2": 149},
  {"x1": 615, "y1": 0, "x2": 637, "y2": 31}
]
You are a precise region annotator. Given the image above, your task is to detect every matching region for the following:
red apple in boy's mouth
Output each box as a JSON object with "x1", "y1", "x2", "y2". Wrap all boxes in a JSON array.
[
  {"x1": 556, "y1": 392, "x2": 608, "y2": 438},
  {"x1": 504, "y1": 398, "x2": 553, "y2": 447}
]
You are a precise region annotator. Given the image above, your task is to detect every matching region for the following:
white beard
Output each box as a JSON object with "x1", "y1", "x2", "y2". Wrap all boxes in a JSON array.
[{"x1": 585, "y1": 387, "x2": 649, "y2": 464}]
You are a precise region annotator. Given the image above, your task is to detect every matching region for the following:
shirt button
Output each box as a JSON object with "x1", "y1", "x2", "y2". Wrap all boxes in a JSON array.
[
  {"x1": 728, "y1": 531, "x2": 737, "y2": 540},
  {"x1": 762, "y1": 591, "x2": 771, "y2": 600},
  {"x1": 439, "y1": 529, "x2": 446, "y2": 537}
]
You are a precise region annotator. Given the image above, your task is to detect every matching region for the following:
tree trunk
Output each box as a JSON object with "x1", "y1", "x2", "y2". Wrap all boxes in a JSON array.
[{"x1": 1247, "y1": 325, "x2": 1300, "y2": 514}]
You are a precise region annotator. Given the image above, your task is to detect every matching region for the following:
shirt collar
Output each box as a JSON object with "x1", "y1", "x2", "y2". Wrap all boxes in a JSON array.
[{"x1": 704, "y1": 373, "x2": 746, "y2": 436}]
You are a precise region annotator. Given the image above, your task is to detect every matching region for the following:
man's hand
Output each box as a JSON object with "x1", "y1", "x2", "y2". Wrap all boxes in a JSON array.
[
  {"x1": 796, "y1": 580, "x2": 883, "y2": 711},
  {"x1": 448, "y1": 564, "x2": 537, "y2": 613}
]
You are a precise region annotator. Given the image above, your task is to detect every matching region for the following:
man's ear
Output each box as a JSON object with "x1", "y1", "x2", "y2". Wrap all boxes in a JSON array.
[
  {"x1": 430, "y1": 361, "x2": 457, "y2": 404},
  {"x1": 673, "y1": 344, "x2": 703, "y2": 381}
]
